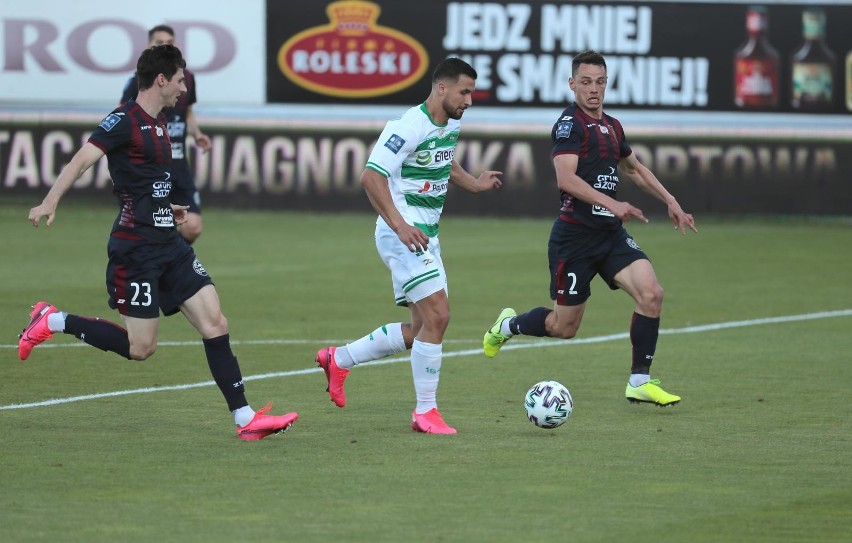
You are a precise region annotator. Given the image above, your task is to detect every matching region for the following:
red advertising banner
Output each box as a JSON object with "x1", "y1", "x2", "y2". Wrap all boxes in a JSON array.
[{"x1": 266, "y1": 0, "x2": 852, "y2": 113}]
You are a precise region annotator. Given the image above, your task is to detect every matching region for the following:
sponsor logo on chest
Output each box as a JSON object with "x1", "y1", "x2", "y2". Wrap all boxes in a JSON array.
[{"x1": 415, "y1": 147, "x2": 454, "y2": 166}]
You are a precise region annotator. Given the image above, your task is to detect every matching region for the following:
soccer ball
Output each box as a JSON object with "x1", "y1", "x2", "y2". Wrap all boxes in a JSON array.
[{"x1": 524, "y1": 380, "x2": 573, "y2": 429}]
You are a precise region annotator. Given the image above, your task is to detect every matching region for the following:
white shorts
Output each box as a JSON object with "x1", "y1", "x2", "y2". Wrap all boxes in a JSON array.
[{"x1": 375, "y1": 218, "x2": 447, "y2": 306}]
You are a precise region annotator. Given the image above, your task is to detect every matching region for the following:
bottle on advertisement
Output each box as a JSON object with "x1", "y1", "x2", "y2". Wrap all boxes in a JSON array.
[
  {"x1": 790, "y1": 7, "x2": 836, "y2": 111},
  {"x1": 734, "y1": 6, "x2": 779, "y2": 109}
]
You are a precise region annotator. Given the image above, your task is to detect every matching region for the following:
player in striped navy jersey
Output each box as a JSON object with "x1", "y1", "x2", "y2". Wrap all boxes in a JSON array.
[
  {"x1": 20, "y1": 44, "x2": 297, "y2": 440},
  {"x1": 120, "y1": 24, "x2": 211, "y2": 245},
  {"x1": 316, "y1": 58, "x2": 503, "y2": 434},
  {"x1": 484, "y1": 50, "x2": 697, "y2": 407}
]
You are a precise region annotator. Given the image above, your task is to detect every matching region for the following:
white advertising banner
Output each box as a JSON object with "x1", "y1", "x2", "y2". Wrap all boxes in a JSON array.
[{"x1": 0, "y1": 0, "x2": 265, "y2": 105}]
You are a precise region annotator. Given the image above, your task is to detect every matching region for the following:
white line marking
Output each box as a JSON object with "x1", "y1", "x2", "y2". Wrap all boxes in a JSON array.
[{"x1": 2, "y1": 309, "x2": 850, "y2": 410}]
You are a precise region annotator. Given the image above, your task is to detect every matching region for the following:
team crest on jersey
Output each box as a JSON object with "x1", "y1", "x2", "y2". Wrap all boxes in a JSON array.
[
  {"x1": 193, "y1": 258, "x2": 209, "y2": 277},
  {"x1": 555, "y1": 121, "x2": 573, "y2": 139},
  {"x1": 99, "y1": 114, "x2": 122, "y2": 132},
  {"x1": 384, "y1": 134, "x2": 405, "y2": 154}
]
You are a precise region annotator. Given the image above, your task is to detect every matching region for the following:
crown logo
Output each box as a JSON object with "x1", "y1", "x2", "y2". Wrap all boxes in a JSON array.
[{"x1": 327, "y1": 0, "x2": 380, "y2": 35}]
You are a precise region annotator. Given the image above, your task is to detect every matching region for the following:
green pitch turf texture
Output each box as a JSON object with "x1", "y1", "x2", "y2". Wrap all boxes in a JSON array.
[{"x1": 1, "y1": 201, "x2": 850, "y2": 543}]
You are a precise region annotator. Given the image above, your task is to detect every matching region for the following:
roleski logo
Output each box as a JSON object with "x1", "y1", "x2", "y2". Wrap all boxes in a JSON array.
[{"x1": 277, "y1": 0, "x2": 428, "y2": 98}]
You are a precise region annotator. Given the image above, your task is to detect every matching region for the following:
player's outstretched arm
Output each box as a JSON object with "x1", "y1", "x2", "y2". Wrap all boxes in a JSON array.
[
  {"x1": 29, "y1": 143, "x2": 105, "y2": 227},
  {"x1": 449, "y1": 161, "x2": 502, "y2": 193},
  {"x1": 618, "y1": 153, "x2": 697, "y2": 235},
  {"x1": 187, "y1": 105, "x2": 212, "y2": 153}
]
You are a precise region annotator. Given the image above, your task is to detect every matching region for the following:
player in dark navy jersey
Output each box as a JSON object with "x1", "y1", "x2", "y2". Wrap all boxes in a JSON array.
[
  {"x1": 120, "y1": 24, "x2": 211, "y2": 244},
  {"x1": 483, "y1": 50, "x2": 697, "y2": 407},
  {"x1": 20, "y1": 44, "x2": 298, "y2": 440},
  {"x1": 550, "y1": 102, "x2": 632, "y2": 230}
]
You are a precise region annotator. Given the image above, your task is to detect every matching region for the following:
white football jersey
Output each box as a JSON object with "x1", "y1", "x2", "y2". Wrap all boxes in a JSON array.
[{"x1": 365, "y1": 103, "x2": 461, "y2": 237}]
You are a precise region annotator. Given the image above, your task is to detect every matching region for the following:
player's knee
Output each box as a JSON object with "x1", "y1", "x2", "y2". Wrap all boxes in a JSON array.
[
  {"x1": 423, "y1": 308, "x2": 450, "y2": 335},
  {"x1": 437, "y1": 308, "x2": 450, "y2": 330},
  {"x1": 546, "y1": 310, "x2": 580, "y2": 339},
  {"x1": 206, "y1": 313, "x2": 229, "y2": 337},
  {"x1": 129, "y1": 343, "x2": 157, "y2": 360},
  {"x1": 436, "y1": 307, "x2": 451, "y2": 332},
  {"x1": 640, "y1": 284, "x2": 664, "y2": 314},
  {"x1": 427, "y1": 316, "x2": 450, "y2": 337},
  {"x1": 552, "y1": 324, "x2": 578, "y2": 340}
]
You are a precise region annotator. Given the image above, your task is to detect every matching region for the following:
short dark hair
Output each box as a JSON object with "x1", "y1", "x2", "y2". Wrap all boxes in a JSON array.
[
  {"x1": 572, "y1": 50, "x2": 607, "y2": 76},
  {"x1": 432, "y1": 57, "x2": 477, "y2": 84},
  {"x1": 137, "y1": 44, "x2": 185, "y2": 91},
  {"x1": 148, "y1": 24, "x2": 175, "y2": 41}
]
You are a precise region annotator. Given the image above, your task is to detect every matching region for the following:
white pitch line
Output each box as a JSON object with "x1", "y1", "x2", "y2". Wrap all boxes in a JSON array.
[{"x1": 2, "y1": 309, "x2": 850, "y2": 411}]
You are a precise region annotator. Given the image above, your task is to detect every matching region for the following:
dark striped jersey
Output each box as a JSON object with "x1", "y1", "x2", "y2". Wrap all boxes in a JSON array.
[
  {"x1": 120, "y1": 69, "x2": 197, "y2": 165},
  {"x1": 88, "y1": 101, "x2": 180, "y2": 244},
  {"x1": 551, "y1": 103, "x2": 632, "y2": 229}
]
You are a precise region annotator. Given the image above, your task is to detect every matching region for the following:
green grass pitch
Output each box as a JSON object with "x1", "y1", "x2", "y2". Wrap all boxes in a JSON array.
[{"x1": 1, "y1": 201, "x2": 850, "y2": 542}]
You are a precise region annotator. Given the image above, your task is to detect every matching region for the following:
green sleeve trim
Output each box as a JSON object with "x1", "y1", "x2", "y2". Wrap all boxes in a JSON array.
[{"x1": 366, "y1": 162, "x2": 390, "y2": 178}]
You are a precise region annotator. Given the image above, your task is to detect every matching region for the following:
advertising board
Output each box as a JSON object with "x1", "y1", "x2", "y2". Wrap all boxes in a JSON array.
[
  {"x1": 267, "y1": 0, "x2": 852, "y2": 113},
  {"x1": 0, "y1": 0, "x2": 266, "y2": 105}
]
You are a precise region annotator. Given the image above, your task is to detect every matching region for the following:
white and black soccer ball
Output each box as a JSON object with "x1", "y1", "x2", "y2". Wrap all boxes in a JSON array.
[{"x1": 524, "y1": 380, "x2": 573, "y2": 429}]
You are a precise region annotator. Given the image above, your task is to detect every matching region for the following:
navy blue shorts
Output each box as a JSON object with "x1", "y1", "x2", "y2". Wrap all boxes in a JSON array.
[
  {"x1": 547, "y1": 218, "x2": 649, "y2": 306},
  {"x1": 106, "y1": 237, "x2": 213, "y2": 318}
]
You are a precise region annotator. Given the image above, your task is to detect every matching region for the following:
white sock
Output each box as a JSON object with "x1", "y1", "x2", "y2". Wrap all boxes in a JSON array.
[
  {"x1": 232, "y1": 405, "x2": 255, "y2": 427},
  {"x1": 338, "y1": 323, "x2": 406, "y2": 369},
  {"x1": 47, "y1": 311, "x2": 67, "y2": 333},
  {"x1": 333, "y1": 346, "x2": 354, "y2": 368},
  {"x1": 629, "y1": 374, "x2": 651, "y2": 387},
  {"x1": 499, "y1": 318, "x2": 514, "y2": 336},
  {"x1": 411, "y1": 339, "x2": 442, "y2": 414}
]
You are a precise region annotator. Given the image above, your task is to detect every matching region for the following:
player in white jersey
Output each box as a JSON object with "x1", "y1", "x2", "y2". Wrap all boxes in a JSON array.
[{"x1": 316, "y1": 58, "x2": 503, "y2": 434}]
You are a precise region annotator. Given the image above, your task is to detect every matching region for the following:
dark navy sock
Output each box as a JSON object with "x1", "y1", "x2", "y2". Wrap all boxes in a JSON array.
[
  {"x1": 64, "y1": 315, "x2": 131, "y2": 359},
  {"x1": 203, "y1": 334, "x2": 248, "y2": 412},
  {"x1": 630, "y1": 312, "x2": 660, "y2": 374},
  {"x1": 510, "y1": 307, "x2": 552, "y2": 337}
]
